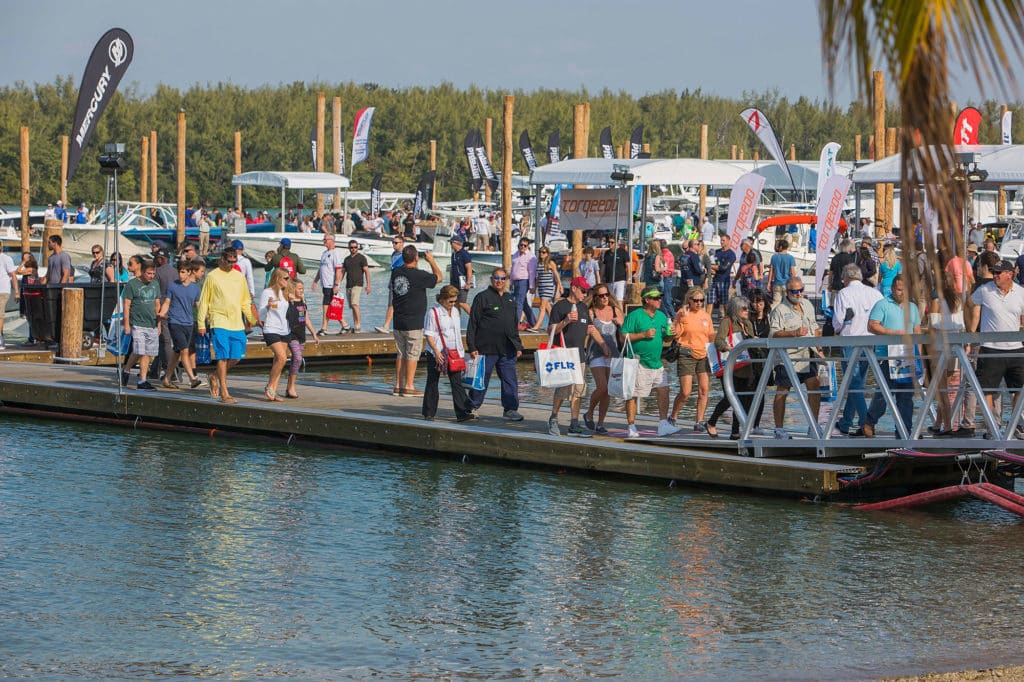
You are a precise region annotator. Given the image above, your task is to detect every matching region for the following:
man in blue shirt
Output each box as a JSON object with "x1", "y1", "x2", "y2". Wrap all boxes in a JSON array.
[
  {"x1": 709, "y1": 234, "x2": 736, "y2": 317},
  {"x1": 768, "y1": 239, "x2": 797, "y2": 306},
  {"x1": 54, "y1": 200, "x2": 68, "y2": 223},
  {"x1": 449, "y1": 235, "x2": 473, "y2": 314},
  {"x1": 863, "y1": 275, "x2": 921, "y2": 438}
]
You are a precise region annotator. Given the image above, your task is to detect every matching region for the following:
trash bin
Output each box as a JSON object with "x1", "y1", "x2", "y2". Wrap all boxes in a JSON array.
[{"x1": 21, "y1": 283, "x2": 121, "y2": 344}]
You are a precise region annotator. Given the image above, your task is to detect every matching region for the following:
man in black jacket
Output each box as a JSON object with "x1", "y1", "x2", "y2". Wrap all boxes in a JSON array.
[{"x1": 466, "y1": 268, "x2": 524, "y2": 421}]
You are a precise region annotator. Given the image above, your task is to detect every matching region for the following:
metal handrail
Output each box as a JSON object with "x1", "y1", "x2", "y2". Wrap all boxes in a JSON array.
[{"x1": 721, "y1": 331, "x2": 1024, "y2": 455}]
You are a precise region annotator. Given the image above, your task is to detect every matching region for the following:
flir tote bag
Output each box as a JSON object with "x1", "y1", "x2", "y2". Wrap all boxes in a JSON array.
[
  {"x1": 535, "y1": 330, "x2": 583, "y2": 388},
  {"x1": 608, "y1": 336, "x2": 639, "y2": 399}
]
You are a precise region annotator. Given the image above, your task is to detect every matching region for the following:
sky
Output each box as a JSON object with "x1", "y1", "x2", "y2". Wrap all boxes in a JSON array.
[{"x1": 4, "y1": 0, "x2": 1016, "y2": 105}]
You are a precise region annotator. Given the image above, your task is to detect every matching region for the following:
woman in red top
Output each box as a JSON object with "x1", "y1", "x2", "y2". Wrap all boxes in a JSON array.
[{"x1": 669, "y1": 287, "x2": 715, "y2": 430}]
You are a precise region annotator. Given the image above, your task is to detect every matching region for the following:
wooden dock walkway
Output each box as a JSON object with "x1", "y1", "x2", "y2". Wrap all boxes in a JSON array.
[{"x1": 0, "y1": 361, "x2": 882, "y2": 497}]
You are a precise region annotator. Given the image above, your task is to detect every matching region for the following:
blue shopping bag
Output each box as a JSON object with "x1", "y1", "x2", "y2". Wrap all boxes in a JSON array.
[
  {"x1": 195, "y1": 333, "x2": 212, "y2": 366},
  {"x1": 461, "y1": 354, "x2": 486, "y2": 391},
  {"x1": 104, "y1": 312, "x2": 131, "y2": 356}
]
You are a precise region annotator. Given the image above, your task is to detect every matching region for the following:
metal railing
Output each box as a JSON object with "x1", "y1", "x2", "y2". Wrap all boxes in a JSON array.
[{"x1": 722, "y1": 331, "x2": 1024, "y2": 457}]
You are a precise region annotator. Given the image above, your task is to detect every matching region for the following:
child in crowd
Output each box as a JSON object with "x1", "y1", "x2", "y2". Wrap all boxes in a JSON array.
[
  {"x1": 159, "y1": 262, "x2": 203, "y2": 389},
  {"x1": 284, "y1": 279, "x2": 319, "y2": 399},
  {"x1": 264, "y1": 251, "x2": 276, "y2": 287}
]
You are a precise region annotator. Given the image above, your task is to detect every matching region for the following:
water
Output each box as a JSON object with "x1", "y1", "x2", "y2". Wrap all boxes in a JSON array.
[{"x1": 2, "y1": 415, "x2": 1023, "y2": 680}]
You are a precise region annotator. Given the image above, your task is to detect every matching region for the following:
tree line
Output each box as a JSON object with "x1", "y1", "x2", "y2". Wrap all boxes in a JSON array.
[{"x1": 0, "y1": 78, "x2": 1016, "y2": 210}]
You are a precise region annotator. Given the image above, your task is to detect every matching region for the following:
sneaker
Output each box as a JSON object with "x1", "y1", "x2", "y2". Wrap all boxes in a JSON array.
[
  {"x1": 594, "y1": 425, "x2": 609, "y2": 435},
  {"x1": 120, "y1": 371, "x2": 130, "y2": 386},
  {"x1": 353, "y1": 326, "x2": 361, "y2": 333},
  {"x1": 693, "y1": 421, "x2": 707, "y2": 433},
  {"x1": 190, "y1": 377, "x2": 204, "y2": 389},
  {"x1": 374, "y1": 325, "x2": 390, "y2": 333},
  {"x1": 773, "y1": 428, "x2": 791, "y2": 440},
  {"x1": 503, "y1": 410, "x2": 524, "y2": 422},
  {"x1": 456, "y1": 412, "x2": 478, "y2": 423},
  {"x1": 583, "y1": 416, "x2": 596, "y2": 431},
  {"x1": 862, "y1": 424, "x2": 875, "y2": 438},
  {"x1": 658, "y1": 420, "x2": 682, "y2": 437},
  {"x1": 136, "y1": 381, "x2": 156, "y2": 390},
  {"x1": 957, "y1": 426, "x2": 975, "y2": 437},
  {"x1": 627, "y1": 424, "x2": 640, "y2": 438},
  {"x1": 567, "y1": 422, "x2": 592, "y2": 438},
  {"x1": 548, "y1": 417, "x2": 561, "y2": 436}
]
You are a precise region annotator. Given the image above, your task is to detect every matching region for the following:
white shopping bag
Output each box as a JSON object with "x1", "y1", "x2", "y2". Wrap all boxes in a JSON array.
[
  {"x1": 608, "y1": 336, "x2": 639, "y2": 399},
  {"x1": 534, "y1": 330, "x2": 583, "y2": 388}
]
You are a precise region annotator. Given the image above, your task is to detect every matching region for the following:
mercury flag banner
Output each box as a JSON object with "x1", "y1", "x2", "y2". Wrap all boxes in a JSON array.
[
  {"x1": 464, "y1": 130, "x2": 483, "y2": 193},
  {"x1": 310, "y1": 124, "x2": 318, "y2": 171},
  {"x1": 816, "y1": 142, "x2": 841, "y2": 198},
  {"x1": 370, "y1": 174, "x2": 383, "y2": 216},
  {"x1": 600, "y1": 127, "x2": 614, "y2": 159},
  {"x1": 740, "y1": 108, "x2": 797, "y2": 190},
  {"x1": 814, "y1": 174, "x2": 852, "y2": 295},
  {"x1": 954, "y1": 107, "x2": 982, "y2": 145},
  {"x1": 519, "y1": 130, "x2": 538, "y2": 171},
  {"x1": 547, "y1": 129, "x2": 560, "y2": 165},
  {"x1": 559, "y1": 188, "x2": 630, "y2": 231},
  {"x1": 351, "y1": 107, "x2": 376, "y2": 169},
  {"x1": 726, "y1": 173, "x2": 767, "y2": 260},
  {"x1": 474, "y1": 130, "x2": 499, "y2": 193},
  {"x1": 1002, "y1": 110, "x2": 1013, "y2": 144},
  {"x1": 629, "y1": 126, "x2": 643, "y2": 159},
  {"x1": 413, "y1": 171, "x2": 436, "y2": 218},
  {"x1": 67, "y1": 27, "x2": 134, "y2": 183}
]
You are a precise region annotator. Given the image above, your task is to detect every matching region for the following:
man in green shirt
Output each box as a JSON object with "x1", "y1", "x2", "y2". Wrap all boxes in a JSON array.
[
  {"x1": 122, "y1": 260, "x2": 162, "y2": 390},
  {"x1": 620, "y1": 286, "x2": 683, "y2": 438}
]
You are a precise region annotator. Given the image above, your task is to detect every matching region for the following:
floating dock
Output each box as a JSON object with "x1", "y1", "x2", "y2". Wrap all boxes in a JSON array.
[{"x1": 0, "y1": 361, "x2": 979, "y2": 499}]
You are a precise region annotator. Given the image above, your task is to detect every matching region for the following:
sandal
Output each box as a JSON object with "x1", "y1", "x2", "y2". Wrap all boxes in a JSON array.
[
  {"x1": 219, "y1": 395, "x2": 238, "y2": 404},
  {"x1": 285, "y1": 392, "x2": 299, "y2": 399},
  {"x1": 705, "y1": 423, "x2": 719, "y2": 438},
  {"x1": 265, "y1": 386, "x2": 284, "y2": 402}
]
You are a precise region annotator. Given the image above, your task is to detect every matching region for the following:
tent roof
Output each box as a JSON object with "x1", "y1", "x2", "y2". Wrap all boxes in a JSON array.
[
  {"x1": 232, "y1": 171, "x2": 351, "y2": 190},
  {"x1": 850, "y1": 145, "x2": 1022, "y2": 185},
  {"x1": 529, "y1": 157, "x2": 745, "y2": 187}
]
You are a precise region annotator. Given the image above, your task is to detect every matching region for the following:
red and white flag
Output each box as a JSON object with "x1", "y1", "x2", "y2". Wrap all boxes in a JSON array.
[
  {"x1": 726, "y1": 172, "x2": 767, "y2": 259},
  {"x1": 351, "y1": 107, "x2": 376, "y2": 170},
  {"x1": 740, "y1": 108, "x2": 796, "y2": 190},
  {"x1": 954, "y1": 107, "x2": 982, "y2": 145},
  {"x1": 814, "y1": 174, "x2": 851, "y2": 295}
]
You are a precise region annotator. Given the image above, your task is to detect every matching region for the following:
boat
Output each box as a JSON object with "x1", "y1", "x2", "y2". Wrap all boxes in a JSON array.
[
  {"x1": 60, "y1": 202, "x2": 181, "y2": 258},
  {"x1": 752, "y1": 213, "x2": 850, "y2": 273}
]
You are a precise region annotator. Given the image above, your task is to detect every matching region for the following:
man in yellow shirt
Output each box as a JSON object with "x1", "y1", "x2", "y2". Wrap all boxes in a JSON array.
[{"x1": 197, "y1": 247, "x2": 257, "y2": 403}]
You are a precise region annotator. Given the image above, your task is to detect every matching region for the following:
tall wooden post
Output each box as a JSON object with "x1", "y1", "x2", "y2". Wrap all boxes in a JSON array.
[
  {"x1": 582, "y1": 102, "x2": 591, "y2": 157},
  {"x1": 616, "y1": 144, "x2": 624, "y2": 159},
  {"x1": 739, "y1": 149, "x2": 745, "y2": 160},
  {"x1": 429, "y1": 139, "x2": 437, "y2": 208},
  {"x1": 698, "y1": 124, "x2": 708, "y2": 221},
  {"x1": 140, "y1": 135, "x2": 149, "y2": 203},
  {"x1": 484, "y1": 117, "x2": 493, "y2": 204},
  {"x1": 731, "y1": 144, "x2": 737, "y2": 160},
  {"x1": 316, "y1": 91, "x2": 326, "y2": 213},
  {"x1": 234, "y1": 131, "x2": 242, "y2": 212},
  {"x1": 150, "y1": 130, "x2": 158, "y2": 202},
  {"x1": 789, "y1": 144, "x2": 796, "y2": 161},
  {"x1": 20, "y1": 127, "x2": 30, "y2": 253},
  {"x1": 873, "y1": 70, "x2": 886, "y2": 230},
  {"x1": 854, "y1": 134, "x2": 862, "y2": 162},
  {"x1": 998, "y1": 104, "x2": 1009, "y2": 215},
  {"x1": 885, "y1": 126, "x2": 896, "y2": 235},
  {"x1": 642, "y1": 143, "x2": 651, "y2": 155},
  {"x1": 60, "y1": 287, "x2": 83, "y2": 362},
  {"x1": 332, "y1": 97, "x2": 342, "y2": 211},
  {"x1": 753, "y1": 151, "x2": 760, "y2": 161},
  {"x1": 60, "y1": 135, "x2": 68, "y2": 205},
  {"x1": 502, "y1": 96, "x2": 514, "y2": 271},
  {"x1": 572, "y1": 103, "x2": 587, "y2": 273},
  {"x1": 176, "y1": 112, "x2": 186, "y2": 245}
]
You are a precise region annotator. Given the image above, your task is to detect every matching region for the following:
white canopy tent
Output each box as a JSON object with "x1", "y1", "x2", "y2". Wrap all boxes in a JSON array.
[
  {"x1": 529, "y1": 157, "x2": 747, "y2": 187},
  {"x1": 232, "y1": 171, "x2": 351, "y2": 230},
  {"x1": 850, "y1": 145, "x2": 1024, "y2": 185}
]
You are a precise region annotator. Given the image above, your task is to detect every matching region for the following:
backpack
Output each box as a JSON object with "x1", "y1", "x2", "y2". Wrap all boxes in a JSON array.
[
  {"x1": 279, "y1": 255, "x2": 297, "y2": 279},
  {"x1": 738, "y1": 263, "x2": 758, "y2": 294}
]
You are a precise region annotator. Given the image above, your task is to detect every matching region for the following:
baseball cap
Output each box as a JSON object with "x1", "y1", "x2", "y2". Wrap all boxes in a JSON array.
[
  {"x1": 641, "y1": 285, "x2": 663, "y2": 299},
  {"x1": 990, "y1": 259, "x2": 1015, "y2": 273},
  {"x1": 449, "y1": 235, "x2": 464, "y2": 245},
  {"x1": 231, "y1": 240, "x2": 244, "y2": 250},
  {"x1": 155, "y1": 248, "x2": 170, "y2": 260},
  {"x1": 570, "y1": 276, "x2": 592, "y2": 291},
  {"x1": 280, "y1": 238, "x2": 291, "y2": 247}
]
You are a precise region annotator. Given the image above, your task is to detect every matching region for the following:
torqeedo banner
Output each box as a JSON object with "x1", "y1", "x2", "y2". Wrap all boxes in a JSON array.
[{"x1": 558, "y1": 188, "x2": 631, "y2": 232}]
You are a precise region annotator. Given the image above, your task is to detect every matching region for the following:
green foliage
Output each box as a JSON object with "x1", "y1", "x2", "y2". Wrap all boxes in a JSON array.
[{"x1": 1, "y1": 78, "x2": 1019, "y2": 209}]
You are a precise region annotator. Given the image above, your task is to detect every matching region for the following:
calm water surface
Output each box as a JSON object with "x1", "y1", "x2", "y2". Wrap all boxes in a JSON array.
[{"x1": 2, "y1": 414, "x2": 1023, "y2": 681}]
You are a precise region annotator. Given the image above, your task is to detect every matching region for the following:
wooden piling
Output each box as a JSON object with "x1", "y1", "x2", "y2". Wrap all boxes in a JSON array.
[
  {"x1": 176, "y1": 112, "x2": 186, "y2": 245},
  {"x1": 731, "y1": 144, "x2": 737, "y2": 160},
  {"x1": 999, "y1": 105, "x2": 1008, "y2": 215},
  {"x1": 885, "y1": 126, "x2": 896, "y2": 235},
  {"x1": 502, "y1": 96, "x2": 514, "y2": 272},
  {"x1": 699, "y1": 124, "x2": 708, "y2": 221},
  {"x1": 332, "y1": 97, "x2": 342, "y2": 211},
  {"x1": 789, "y1": 144, "x2": 796, "y2": 161},
  {"x1": 572, "y1": 103, "x2": 587, "y2": 274},
  {"x1": 753, "y1": 151, "x2": 760, "y2": 161},
  {"x1": 60, "y1": 288, "x2": 83, "y2": 362},
  {"x1": 316, "y1": 92, "x2": 326, "y2": 213},
  {"x1": 140, "y1": 135, "x2": 149, "y2": 203},
  {"x1": 150, "y1": 131, "x2": 157, "y2": 203},
  {"x1": 873, "y1": 70, "x2": 886, "y2": 230},
  {"x1": 60, "y1": 135, "x2": 68, "y2": 206},
  {"x1": 855, "y1": 134, "x2": 862, "y2": 162},
  {"x1": 739, "y1": 149, "x2": 744, "y2": 160},
  {"x1": 20, "y1": 126, "x2": 30, "y2": 254},
  {"x1": 616, "y1": 144, "x2": 623, "y2": 159},
  {"x1": 235, "y1": 131, "x2": 242, "y2": 213}
]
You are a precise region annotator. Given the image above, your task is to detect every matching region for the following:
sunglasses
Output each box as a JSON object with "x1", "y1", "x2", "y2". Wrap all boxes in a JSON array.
[
  {"x1": 491, "y1": 275, "x2": 508, "y2": 281},
  {"x1": 92, "y1": 250, "x2": 102, "y2": 255},
  {"x1": 645, "y1": 295, "x2": 662, "y2": 300},
  {"x1": 348, "y1": 245, "x2": 360, "y2": 249},
  {"x1": 392, "y1": 241, "x2": 404, "y2": 245},
  {"x1": 595, "y1": 292, "x2": 610, "y2": 298},
  {"x1": 225, "y1": 258, "x2": 238, "y2": 263},
  {"x1": 788, "y1": 289, "x2": 805, "y2": 295},
  {"x1": 690, "y1": 298, "x2": 705, "y2": 303}
]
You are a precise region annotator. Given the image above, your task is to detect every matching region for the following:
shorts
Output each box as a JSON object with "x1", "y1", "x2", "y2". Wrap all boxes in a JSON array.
[
  {"x1": 708, "y1": 280, "x2": 730, "y2": 305},
  {"x1": 393, "y1": 328, "x2": 424, "y2": 359},
  {"x1": 0, "y1": 293, "x2": 8, "y2": 312},
  {"x1": 456, "y1": 288, "x2": 469, "y2": 304},
  {"x1": 322, "y1": 287, "x2": 336, "y2": 307},
  {"x1": 346, "y1": 286, "x2": 362, "y2": 306},
  {"x1": 553, "y1": 364, "x2": 588, "y2": 402},
  {"x1": 977, "y1": 347, "x2": 1024, "y2": 390},
  {"x1": 676, "y1": 354, "x2": 710, "y2": 377},
  {"x1": 589, "y1": 356, "x2": 612, "y2": 369},
  {"x1": 131, "y1": 325, "x2": 160, "y2": 357},
  {"x1": 210, "y1": 328, "x2": 248, "y2": 361},
  {"x1": 263, "y1": 332, "x2": 290, "y2": 346},
  {"x1": 634, "y1": 365, "x2": 668, "y2": 399},
  {"x1": 773, "y1": 364, "x2": 816, "y2": 389},
  {"x1": 168, "y1": 323, "x2": 194, "y2": 353}
]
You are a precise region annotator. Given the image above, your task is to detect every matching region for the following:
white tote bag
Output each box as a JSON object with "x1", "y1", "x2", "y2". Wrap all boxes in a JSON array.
[
  {"x1": 608, "y1": 336, "x2": 639, "y2": 399},
  {"x1": 534, "y1": 330, "x2": 584, "y2": 388}
]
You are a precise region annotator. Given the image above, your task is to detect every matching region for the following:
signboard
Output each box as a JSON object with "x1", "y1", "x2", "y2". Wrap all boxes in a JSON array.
[{"x1": 558, "y1": 188, "x2": 631, "y2": 232}]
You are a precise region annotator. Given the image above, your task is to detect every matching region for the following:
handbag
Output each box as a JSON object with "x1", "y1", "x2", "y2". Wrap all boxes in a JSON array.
[
  {"x1": 662, "y1": 340, "x2": 681, "y2": 363},
  {"x1": 326, "y1": 295, "x2": 345, "y2": 321},
  {"x1": 461, "y1": 354, "x2": 486, "y2": 390},
  {"x1": 534, "y1": 330, "x2": 583, "y2": 388},
  {"x1": 708, "y1": 323, "x2": 751, "y2": 377},
  {"x1": 195, "y1": 332, "x2": 212, "y2": 365},
  {"x1": 432, "y1": 308, "x2": 466, "y2": 373},
  {"x1": 609, "y1": 336, "x2": 639, "y2": 399},
  {"x1": 104, "y1": 306, "x2": 132, "y2": 356}
]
